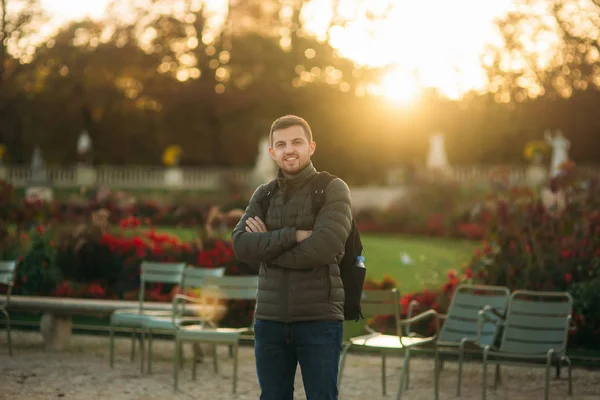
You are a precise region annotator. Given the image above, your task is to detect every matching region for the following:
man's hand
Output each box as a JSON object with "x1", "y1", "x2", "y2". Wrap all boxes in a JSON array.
[
  {"x1": 296, "y1": 230, "x2": 312, "y2": 242},
  {"x1": 245, "y1": 216, "x2": 267, "y2": 233}
]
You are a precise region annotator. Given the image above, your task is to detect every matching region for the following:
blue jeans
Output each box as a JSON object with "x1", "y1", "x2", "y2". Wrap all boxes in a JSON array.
[{"x1": 254, "y1": 319, "x2": 343, "y2": 400}]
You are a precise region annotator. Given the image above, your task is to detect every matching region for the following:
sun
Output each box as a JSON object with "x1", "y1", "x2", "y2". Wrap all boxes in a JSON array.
[{"x1": 380, "y1": 69, "x2": 420, "y2": 105}]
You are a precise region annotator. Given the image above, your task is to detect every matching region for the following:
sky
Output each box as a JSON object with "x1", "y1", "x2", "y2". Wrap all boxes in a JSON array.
[{"x1": 39, "y1": 0, "x2": 516, "y2": 102}]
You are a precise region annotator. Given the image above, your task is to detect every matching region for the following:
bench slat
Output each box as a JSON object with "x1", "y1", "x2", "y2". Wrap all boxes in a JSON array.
[{"x1": 9, "y1": 295, "x2": 224, "y2": 317}]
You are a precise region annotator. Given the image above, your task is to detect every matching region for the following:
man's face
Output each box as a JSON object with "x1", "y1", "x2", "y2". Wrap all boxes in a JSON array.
[{"x1": 269, "y1": 125, "x2": 316, "y2": 175}]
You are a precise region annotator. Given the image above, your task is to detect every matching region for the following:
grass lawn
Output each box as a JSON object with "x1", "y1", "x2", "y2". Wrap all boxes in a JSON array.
[
  {"x1": 157, "y1": 227, "x2": 480, "y2": 294},
  {"x1": 360, "y1": 233, "x2": 480, "y2": 293}
]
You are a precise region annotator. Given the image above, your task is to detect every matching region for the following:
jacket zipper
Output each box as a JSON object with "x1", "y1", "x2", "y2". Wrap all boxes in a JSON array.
[
  {"x1": 326, "y1": 265, "x2": 332, "y2": 300},
  {"x1": 283, "y1": 269, "x2": 289, "y2": 322}
]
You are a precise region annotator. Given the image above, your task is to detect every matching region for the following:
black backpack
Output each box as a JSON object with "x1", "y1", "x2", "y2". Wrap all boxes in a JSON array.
[{"x1": 258, "y1": 171, "x2": 366, "y2": 322}]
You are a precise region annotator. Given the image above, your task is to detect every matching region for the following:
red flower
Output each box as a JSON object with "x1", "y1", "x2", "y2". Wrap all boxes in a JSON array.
[
  {"x1": 483, "y1": 242, "x2": 493, "y2": 255},
  {"x1": 196, "y1": 250, "x2": 213, "y2": 267},
  {"x1": 564, "y1": 273, "x2": 572, "y2": 284},
  {"x1": 132, "y1": 237, "x2": 146, "y2": 249},
  {"x1": 442, "y1": 278, "x2": 459, "y2": 294},
  {"x1": 88, "y1": 283, "x2": 106, "y2": 298},
  {"x1": 399, "y1": 295, "x2": 411, "y2": 315},
  {"x1": 464, "y1": 268, "x2": 474, "y2": 279},
  {"x1": 151, "y1": 246, "x2": 164, "y2": 256},
  {"x1": 447, "y1": 269, "x2": 457, "y2": 280},
  {"x1": 119, "y1": 216, "x2": 142, "y2": 229},
  {"x1": 561, "y1": 249, "x2": 573, "y2": 259},
  {"x1": 54, "y1": 281, "x2": 75, "y2": 297}
]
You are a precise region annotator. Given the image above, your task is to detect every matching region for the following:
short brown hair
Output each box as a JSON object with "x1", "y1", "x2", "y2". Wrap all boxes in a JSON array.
[{"x1": 269, "y1": 115, "x2": 313, "y2": 146}]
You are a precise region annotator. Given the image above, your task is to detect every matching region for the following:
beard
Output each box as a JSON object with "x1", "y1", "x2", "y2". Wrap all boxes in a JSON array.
[{"x1": 279, "y1": 156, "x2": 310, "y2": 175}]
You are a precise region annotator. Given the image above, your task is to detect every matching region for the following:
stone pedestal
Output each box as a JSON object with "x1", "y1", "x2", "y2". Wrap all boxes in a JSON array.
[
  {"x1": 164, "y1": 167, "x2": 184, "y2": 187},
  {"x1": 40, "y1": 313, "x2": 72, "y2": 351},
  {"x1": 75, "y1": 166, "x2": 97, "y2": 187},
  {"x1": 525, "y1": 164, "x2": 548, "y2": 188}
]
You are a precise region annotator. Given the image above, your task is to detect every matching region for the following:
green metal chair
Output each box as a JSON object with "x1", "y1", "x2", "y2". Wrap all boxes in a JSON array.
[
  {"x1": 109, "y1": 261, "x2": 186, "y2": 369},
  {"x1": 172, "y1": 275, "x2": 259, "y2": 394},
  {"x1": 338, "y1": 288, "x2": 434, "y2": 396},
  {"x1": 0, "y1": 261, "x2": 17, "y2": 356},
  {"x1": 473, "y1": 290, "x2": 573, "y2": 400},
  {"x1": 398, "y1": 284, "x2": 511, "y2": 400},
  {"x1": 141, "y1": 266, "x2": 226, "y2": 374}
]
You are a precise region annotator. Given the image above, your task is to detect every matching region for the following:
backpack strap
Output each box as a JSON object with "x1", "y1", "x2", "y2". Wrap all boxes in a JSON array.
[
  {"x1": 258, "y1": 179, "x2": 278, "y2": 218},
  {"x1": 310, "y1": 171, "x2": 336, "y2": 216}
]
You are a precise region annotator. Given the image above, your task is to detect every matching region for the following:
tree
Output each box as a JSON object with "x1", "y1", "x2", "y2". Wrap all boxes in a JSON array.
[
  {"x1": 483, "y1": 0, "x2": 600, "y2": 103},
  {"x1": 0, "y1": 0, "x2": 45, "y2": 163}
]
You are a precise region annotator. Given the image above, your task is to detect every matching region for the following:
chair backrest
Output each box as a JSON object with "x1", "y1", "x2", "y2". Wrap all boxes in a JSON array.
[
  {"x1": 201, "y1": 276, "x2": 259, "y2": 301},
  {"x1": 139, "y1": 262, "x2": 186, "y2": 309},
  {"x1": 200, "y1": 276, "x2": 259, "y2": 328},
  {"x1": 0, "y1": 261, "x2": 17, "y2": 287},
  {"x1": 182, "y1": 266, "x2": 226, "y2": 290},
  {"x1": 498, "y1": 290, "x2": 572, "y2": 356},
  {"x1": 360, "y1": 289, "x2": 401, "y2": 334},
  {"x1": 438, "y1": 284, "x2": 510, "y2": 346}
]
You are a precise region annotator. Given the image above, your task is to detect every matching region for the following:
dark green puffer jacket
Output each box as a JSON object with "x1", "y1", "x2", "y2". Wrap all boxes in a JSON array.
[{"x1": 232, "y1": 162, "x2": 353, "y2": 322}]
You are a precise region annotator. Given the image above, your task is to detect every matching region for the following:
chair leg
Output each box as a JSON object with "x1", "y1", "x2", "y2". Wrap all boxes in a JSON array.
[
  {"x1": 397, "y1": 349, "x2": 410, "y2": 400},
  {"x1": 174, "y1": 337, "x2": 182, "y2": 391},
  {"x1": 109, "y1": 320, "x2": 115, "y2": 368},
  {"x1": 337, "y1": 343, "x2": 351, "y2": 390},
  {"x1": 381, "y1": 353, "x2": 387, "y2": 395},
  {"x1": 494, "y1": 364, "x2": 501, "y2": 389},
  {"x1": 179, "y1": 341, "x2": 185, "y2": 369},
  {"x1": 232, "y1": 343, "x2": 239, "y2": 394},
  {"x1": 139, "y1": 331, "x2": 145, "y2": 374},
  {"x1": 3, "y1": 310, "x2": 13, "y2": 357},
  {"x1": 130, "y1": 329, "x2": 136, "y2": 362},
  {"x1": 482, "y1": 347, "x2": 489, "y2": 400},
  {"x1": 192, "y1": 344, "x2": 198, "y2": 381},
  {"x1": 457, "y1": 346, "x2": 464, "y2": 396},
  {"x1": 213, "y1": 344, "x2": 219, "y2": 374},
  {"x1": 564, "y1": 356, "x2": 573, "y2": 395},
  {"x1": 434, "y1": 347, "x2": 441, "y2": 400},
  {"x1": 147, "y1": 332, "x2": 153, "y2": 375},
  {"x1": 404, "y1": 348, "x2": 411, "y2": 390},
  {"x1": 545, "y1": 351, "x2": 554, "y2": 400}
]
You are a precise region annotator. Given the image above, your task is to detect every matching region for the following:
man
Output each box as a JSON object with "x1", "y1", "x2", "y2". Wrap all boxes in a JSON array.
[{"x1": 232, "y1": 115, "x2": 353, "y2": 399}]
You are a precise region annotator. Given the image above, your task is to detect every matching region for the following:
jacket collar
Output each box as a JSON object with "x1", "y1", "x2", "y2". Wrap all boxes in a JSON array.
[{"x1": 276, "y1": 161, "x2": 317, "y2": 189}]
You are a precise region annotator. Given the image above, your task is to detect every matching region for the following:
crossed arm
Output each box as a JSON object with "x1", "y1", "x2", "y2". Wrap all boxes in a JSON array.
[{"x1": 231, "y1": 179, "x2": 353, "y2": 269}]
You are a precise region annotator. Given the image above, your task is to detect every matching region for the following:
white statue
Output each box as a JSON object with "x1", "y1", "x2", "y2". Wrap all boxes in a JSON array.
[
  {"x1": 545, "y1": 129, "x2": 570, "y2": 177},
  {"x1": 29, "y1": 145, "x2": 49, "y2": 187},
  {"x1": 426, "y1": 133, "x2": 450, "y2": 171},
  {"x1": 251, "y1": 137, "x2": 277, "y2": 185},
  {"x1": 77, "y1": 130, "x2": 93, "y2": 165},
  {"x1": 77, "y1": 130, "x2": 92, "y2": 154},
  {"x1": 31, "y1": 146, "x2": 44, "y2": 170}
]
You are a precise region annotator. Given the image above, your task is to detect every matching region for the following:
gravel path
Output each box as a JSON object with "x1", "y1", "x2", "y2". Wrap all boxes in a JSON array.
[{"x1": 1, "y1": 331, "x2": 599, "y2": 400}]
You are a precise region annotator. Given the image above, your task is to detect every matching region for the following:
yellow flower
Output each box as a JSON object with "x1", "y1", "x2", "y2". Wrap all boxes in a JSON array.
[
  {"x1": 523, "y1": 140, "x2": 549, "y2": 160},
  {"x1": 162, "y1": 145, "x2": 182, "y2": 166}
]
